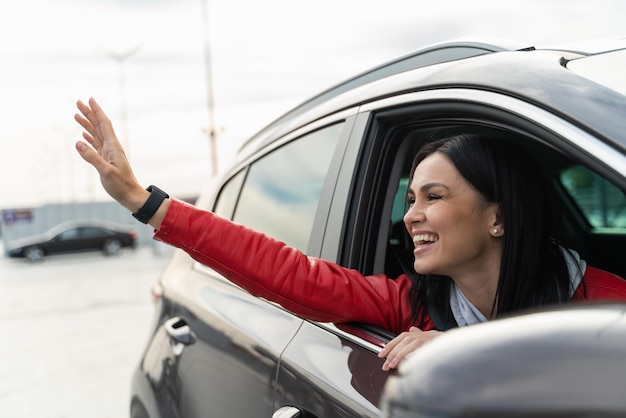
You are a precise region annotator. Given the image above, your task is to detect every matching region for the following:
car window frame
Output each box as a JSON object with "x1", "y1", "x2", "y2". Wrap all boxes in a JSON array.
[{"x1": 325, "y1": 88, "x2": 626, "y2": 281}]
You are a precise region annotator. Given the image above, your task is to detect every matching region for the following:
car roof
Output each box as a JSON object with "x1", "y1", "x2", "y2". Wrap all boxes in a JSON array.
[
  {"x1": 41, "y1": 220, "x2": 133, "y2": 237},
  {"x1": 237, "y1": 37, "x2": 626, "y2": 159},
  {"x1": 7, "y1": 220, "x2": 133, "y2": 249}
]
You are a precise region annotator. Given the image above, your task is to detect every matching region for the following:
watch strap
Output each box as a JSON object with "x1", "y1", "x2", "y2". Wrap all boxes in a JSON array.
[{"x1": 132, "y1": 185, "x2": 169, "y2": 224}]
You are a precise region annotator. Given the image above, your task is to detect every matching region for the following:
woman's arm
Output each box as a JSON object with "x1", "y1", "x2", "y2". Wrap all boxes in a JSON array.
[{"x1": 74, "y1": 97, "x2": 414, "y2": 333}]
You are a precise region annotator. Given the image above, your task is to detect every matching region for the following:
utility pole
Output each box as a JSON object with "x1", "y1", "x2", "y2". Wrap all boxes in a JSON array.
[
  {"x1": 201, "y1": 0, "x2": 219, "y2": 176},
  {"x1": 102, "y1": 45, "x2": 141, "y2": 160}
]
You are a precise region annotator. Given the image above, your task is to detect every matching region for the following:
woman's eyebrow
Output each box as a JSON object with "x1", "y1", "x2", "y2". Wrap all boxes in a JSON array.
[
  {"x1": 419, "y1": 182, "x2": 449, "y2": 193},
  {"x1": 406, "y1": 182, "x2": 449, "y2": 197}
]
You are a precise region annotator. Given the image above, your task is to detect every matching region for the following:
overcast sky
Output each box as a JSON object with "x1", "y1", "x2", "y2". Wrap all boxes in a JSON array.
[{"x1": 1, "y1": 0, "x2": 625, "y2": 209}]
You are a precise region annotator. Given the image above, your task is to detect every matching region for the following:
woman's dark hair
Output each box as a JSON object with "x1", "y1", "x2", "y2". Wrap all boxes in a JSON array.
[{"x1": 407, "y1": 133, "x2": 573, "y2": 327}]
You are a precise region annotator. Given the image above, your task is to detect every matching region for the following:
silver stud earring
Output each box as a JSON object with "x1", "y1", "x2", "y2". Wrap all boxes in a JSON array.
[{"x1": 493, "y1": 228, "x2": 499, "y2": 234}]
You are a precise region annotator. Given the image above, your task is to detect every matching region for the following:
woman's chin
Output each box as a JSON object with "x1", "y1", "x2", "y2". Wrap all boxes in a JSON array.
[{"x1": 413, "y1": 263, "x2": 432, "y2": 276}]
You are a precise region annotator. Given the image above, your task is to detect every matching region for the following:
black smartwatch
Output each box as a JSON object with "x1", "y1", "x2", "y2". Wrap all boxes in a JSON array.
[{"x1": 132, "y1": 185, "x2": 169, "y2": 224}]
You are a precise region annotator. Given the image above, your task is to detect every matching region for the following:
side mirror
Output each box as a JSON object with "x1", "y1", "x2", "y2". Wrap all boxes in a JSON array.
[{"x1": 381, "y1": 303, "x2": 626, "y2": 417}]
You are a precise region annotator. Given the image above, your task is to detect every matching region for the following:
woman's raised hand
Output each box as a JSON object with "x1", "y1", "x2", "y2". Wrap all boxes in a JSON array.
[{"x1": 74, "y1": 98, "x2": 148, "y2": 213}]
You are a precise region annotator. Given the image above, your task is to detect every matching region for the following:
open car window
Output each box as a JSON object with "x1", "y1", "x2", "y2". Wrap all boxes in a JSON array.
[{"x1": 376, "y1": 122, "x2": 626, "y2": 283}]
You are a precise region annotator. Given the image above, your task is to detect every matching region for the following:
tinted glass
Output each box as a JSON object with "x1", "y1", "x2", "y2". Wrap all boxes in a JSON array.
[
  {"x1": 560, "y1": 165, "x2": 626, "y2": 228},
  {"x1": 82, "y1": 227, "x2": 107, "y2": 238},
  {"x1": 58, "y1": 228, "x2": 79, "y2": 240},
  {"x1": 233, "y1": 123, "x2": 343, "y2": 252},
  {"x1": 391, "y1": 177, "x2": 409, "y2": 225}
]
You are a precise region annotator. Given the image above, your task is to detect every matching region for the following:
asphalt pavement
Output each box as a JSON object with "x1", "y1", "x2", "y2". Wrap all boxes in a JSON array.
[{"x1": 0, "y1": 242, "x2": 172, "y2": 418}]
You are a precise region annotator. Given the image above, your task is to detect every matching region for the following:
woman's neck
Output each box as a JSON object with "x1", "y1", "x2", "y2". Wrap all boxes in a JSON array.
[{"x1": 451, "y1": 262, "x2": 501, "y2": 319}]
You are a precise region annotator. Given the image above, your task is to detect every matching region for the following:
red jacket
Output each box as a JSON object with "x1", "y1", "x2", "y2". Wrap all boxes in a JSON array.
[{"x1": 155, "y1": 199, "x2": 626, "y2": 334}]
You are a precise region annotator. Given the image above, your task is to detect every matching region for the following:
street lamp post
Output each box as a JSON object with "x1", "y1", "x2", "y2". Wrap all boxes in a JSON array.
[
  {"x1": 201, "y1": 0, "x2": 219, "y2": 177},
  {"x1": 102, "y1": 45, "x2": 141, "y2": 160}
]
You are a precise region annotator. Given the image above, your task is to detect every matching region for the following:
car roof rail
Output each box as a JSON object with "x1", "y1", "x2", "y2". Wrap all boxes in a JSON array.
[{"x1": 238, "y1": 37, "x2": 532, "y2": 153}]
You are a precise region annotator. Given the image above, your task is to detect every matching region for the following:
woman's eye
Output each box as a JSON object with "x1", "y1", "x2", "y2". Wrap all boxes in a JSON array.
[
  {"x1": 407, "y1": 198, "x2": 416, "y2": 206},
  {"x1": 427, "y1": 194, "x2": 442, "y2": 201}
]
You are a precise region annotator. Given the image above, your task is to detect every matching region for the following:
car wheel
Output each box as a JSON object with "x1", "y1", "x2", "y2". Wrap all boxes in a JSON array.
[
  {"x1": 103, "y1": 238, "x2": 122, "y2": 256},
  {"x1": 24, "y1": 246, "x2": 44, "y2": 263}
]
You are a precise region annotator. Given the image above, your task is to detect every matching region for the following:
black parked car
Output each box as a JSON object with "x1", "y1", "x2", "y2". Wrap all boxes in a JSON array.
[
  {"x1": 130, "y1": 37, "x2": 626, "y2": 418},
  {"x1": 7, "y1": 220, "x2": 137, "y2": 262}
]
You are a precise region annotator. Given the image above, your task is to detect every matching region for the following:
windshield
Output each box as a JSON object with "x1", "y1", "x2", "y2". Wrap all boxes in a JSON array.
[{"x1": 567, "y1": 49, "x2": 626, "y2": 96}]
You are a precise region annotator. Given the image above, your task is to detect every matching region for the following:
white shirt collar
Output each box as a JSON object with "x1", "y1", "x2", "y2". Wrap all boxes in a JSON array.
[{"x1": 449, "y1": 248, "x2": 586, "y2": 327}]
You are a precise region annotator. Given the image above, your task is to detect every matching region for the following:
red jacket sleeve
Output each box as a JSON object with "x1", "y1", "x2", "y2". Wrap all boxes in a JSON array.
[
  {"x1": 153, "y1": 199, "x2": 417, "y2": 334},
  {"x1": 572, "y1": 266, "x2": 626, "y2": 301}
]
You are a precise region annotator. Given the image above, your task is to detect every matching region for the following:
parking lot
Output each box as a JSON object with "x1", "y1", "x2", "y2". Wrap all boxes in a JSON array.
[{"x1": 0, "y1": 242, "x2": 171, "y2": 417}]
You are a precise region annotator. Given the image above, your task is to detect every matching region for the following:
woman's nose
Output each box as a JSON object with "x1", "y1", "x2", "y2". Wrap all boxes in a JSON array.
[{"x1": 403, "y1": 204, "x2": 425, "y2": 226}]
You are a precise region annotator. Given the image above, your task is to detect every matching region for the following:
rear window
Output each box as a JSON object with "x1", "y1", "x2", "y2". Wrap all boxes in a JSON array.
[{"x1": 232, "y1": 123, "x2": 343, "y2": 252}]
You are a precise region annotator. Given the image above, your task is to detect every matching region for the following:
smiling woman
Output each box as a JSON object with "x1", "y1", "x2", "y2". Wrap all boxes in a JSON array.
[
  {"x1": 404, "y1": 149, "x2": 503, "y2": 286},
  {"x1": 402, "y1": 135, "x2": 587, "y2": 326}
]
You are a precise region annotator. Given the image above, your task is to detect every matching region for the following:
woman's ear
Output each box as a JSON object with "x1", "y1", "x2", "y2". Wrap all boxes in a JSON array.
[{"x1": 489, "y1": 203, "x2": 504, "y2": 237}]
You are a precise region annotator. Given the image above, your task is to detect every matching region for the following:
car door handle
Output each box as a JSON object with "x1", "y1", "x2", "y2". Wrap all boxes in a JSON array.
[
  {"x1": 272, "y1": 406, "x2": 301, "y2": 418},
  {"x1": 164, "y1": 317, "x2": 196, "y2": 345}
]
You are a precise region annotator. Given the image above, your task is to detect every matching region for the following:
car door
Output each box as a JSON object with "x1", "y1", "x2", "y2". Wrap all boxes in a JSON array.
[
  {"x1": 141, "y1": 116, "x2": 358, "y2": 418},
  {"x1": 274, "y1": 322, "x2": 390, "y2": 417},
  {"x1": 79, "y1": 226, "x2": 108, "y2": 250},
  {"x1": 144, "y1": 265, "x2": 305, "y2": 418}
]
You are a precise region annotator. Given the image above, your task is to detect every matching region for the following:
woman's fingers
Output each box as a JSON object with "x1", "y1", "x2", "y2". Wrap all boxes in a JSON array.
[
  {"x1": 380, "y1": 333, "x2": 415, "y2": 371},
  {"x1": 379, "y1": 327, "x2": 442, "y2": 371},
  {"x1": 75, "y1": 141, "x2": 108, "y2": 174},
  {"x1": 74, "y1": 113, "x2": 97, "y2": 144},
  {"x1": 75, "y1": 100, "x2": 104, "y2": 151},
  {"x1": 75, "y1": 98, "x2": 119, "y2": 150},
  {"x1": 87, "y1": 97, "x2": 117, "y2": 142}
]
